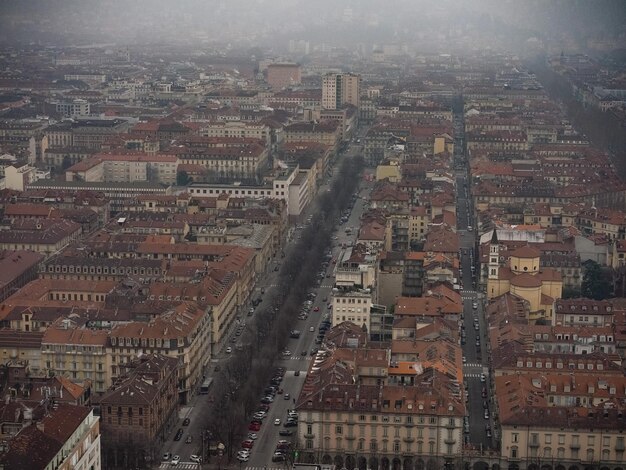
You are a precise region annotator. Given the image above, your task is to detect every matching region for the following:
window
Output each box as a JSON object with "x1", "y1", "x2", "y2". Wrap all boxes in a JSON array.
[
  {"x1": 336, "y1": 425, "x2": 343, "y2": 435},
  {"x1": 511, "y1": 446, "x2": 518, "y2": 459},
  {"x1": 512, "y1": 433, "x2": 519, "y2": 443}
]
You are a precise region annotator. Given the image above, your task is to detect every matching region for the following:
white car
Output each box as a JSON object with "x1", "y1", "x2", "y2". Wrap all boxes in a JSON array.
[
  {"x1": 171, "y1": 455, "x2": 181, "y2": 466},
  {"x1": 237, "y1": 450, "x2": 251, "y2": 458},
  {"x1": 480, "y1": 373, "x2": 486, "y2": 383},
  {"x1": 237, "y1": 454, "x2": 250, "y2": 462},
  {"x1": 247, "y1": 432, "x2": 258, "y2": 440},
  {"x1": 282, "y1": 350, "x2": 291, "y2": 356},
  {"x1": 226, "y1": 347, "x2": 232, "y2": 353},
  {"x1": 274, "y1": 418, "x2": 281, "y2": 425},
  {"x1": 190, "y1": 455, "x2": 202, "y2": 463}
]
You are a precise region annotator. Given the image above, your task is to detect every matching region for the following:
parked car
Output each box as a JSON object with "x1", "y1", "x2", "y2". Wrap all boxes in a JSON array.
[
  {"x1": 279, "y1": 429, "x2": 294, "y2": 436},
  {"x1": 162, "y1": 453, "x2": 172, "y2": 461},
  {"x1": 190, "y1": 455, "x2": 202, "y2": 463},
  {"x1": 171, "y1": 455, "x2": 180, "y2": 466}
]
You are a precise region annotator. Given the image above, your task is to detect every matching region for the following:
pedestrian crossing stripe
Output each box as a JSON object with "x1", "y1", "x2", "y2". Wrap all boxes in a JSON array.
[
  {"x1": 158, "y1": 463, "x2": 201, "y2": 469},
  {"x1": 246, "y1": 467, "x2": 287, "y2": 470},
  {"x1": 463, "y1": 362, "x2": 483, "y2": 368},
  {"x1": 464, "y1": 373, "x2": 484, "y2": 378}
]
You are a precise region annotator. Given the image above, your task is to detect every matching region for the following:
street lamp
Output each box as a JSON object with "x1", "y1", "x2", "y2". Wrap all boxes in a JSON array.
[{"x1": 217, "y1": 443, "x2": 225, "y2": 470}]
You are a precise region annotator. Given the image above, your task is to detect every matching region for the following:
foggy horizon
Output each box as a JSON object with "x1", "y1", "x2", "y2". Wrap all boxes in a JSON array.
[{"x1": 0, "y1": 0, "x2": 624, "y2": 57}]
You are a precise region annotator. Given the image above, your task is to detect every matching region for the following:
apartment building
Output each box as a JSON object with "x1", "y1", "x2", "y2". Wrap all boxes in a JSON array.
[
  {"x1": 297, "y1": 351, "x2": 465, "y2": 470},
  {"x1": 46, "y1": 119, "x2": 131, "y2": 150},
  {"x1": 99, "y1": 354, "x2": 179, "y2": 468},
  {"x1": 332, "y1": 290, "x2": 373, "y2": 332},
  {"x1": 109, "y1": 302, "x2": 211, "y2": 403},
  {"x1": 266, "y1": 63, "x2": 302, "y2": 89},
  {"x1": 41, "y1": 317, "x2": 112, "y2": 393},
  {"x1": 65, "y1": 153, "x2": 179, "y2": 185},
  {"x1": 0, "y1": 403, "x2": 101, "y2": 470},
  {"x1": 200, "y1": 121, "x2": 272, "y2": 146},
  {"x1": 176, "y1": 142, "x2": 268, "y2": 182},
  {"x1": 496, "y1": 373, "x2": 626, "y2": 469},
  {"x1": 554, "y1": 298, "x2": 615, "y2": 326},
  {"x1": 322, "y1": 72, "x2": 361, "y2": 110},
  {"x1": 0, "y1": 219, "x2": 82, "y2": 256},
  {"x1": 284, "y1": 121, "x2": 342, "y2": 151}
]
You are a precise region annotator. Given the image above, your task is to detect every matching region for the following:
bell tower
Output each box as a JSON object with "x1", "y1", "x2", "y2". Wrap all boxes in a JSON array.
[{"x1": 488, "y1": 229, "x2": 500, "y2": 281}]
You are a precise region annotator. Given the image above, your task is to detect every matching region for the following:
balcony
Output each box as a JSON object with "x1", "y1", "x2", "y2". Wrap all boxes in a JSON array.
[
  {"x1": 615, "y1": 441, "x2": 625, "y2": 451},
  {"x1": 529, "y1": 441, "x2": 540, "y2": 448},
  {"x1": 570, "y1": 443, "x2": 580, "y2": 450},
  {"x1": 345, "y1": 435, "x2": 355, "y2": 441},
  {"x1": 402, "y1": 437, "x2": 415, "y2": 443},
  {"x1": 304, "y1": 433, "x2": 315, "y2": 439},
  {"x1": 444, "y1": 438, "x2": 456, "y2": 445}
]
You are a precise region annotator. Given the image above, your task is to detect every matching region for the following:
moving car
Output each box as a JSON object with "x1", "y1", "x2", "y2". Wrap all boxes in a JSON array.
[
  {"x1": 190, "y1": 455, "x2": 202, "y2": 463},
  {"x1": 274, "y1": 418, "x2": 281, "y2": 425},
  {"x1": 171, "y1": 455, "x2": 180, "y2": 466}
]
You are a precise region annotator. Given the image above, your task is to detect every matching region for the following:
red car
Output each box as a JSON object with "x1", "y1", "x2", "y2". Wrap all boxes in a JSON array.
[
  {"x1": 241, "y1": 440, "x2": 254, "y2": 449},
  {"x1": 313, "y1": 306, "x2": 320, "y2": 312},
  {"x1": 249, "y1": 423, "x2": 261, "y2": 432}
]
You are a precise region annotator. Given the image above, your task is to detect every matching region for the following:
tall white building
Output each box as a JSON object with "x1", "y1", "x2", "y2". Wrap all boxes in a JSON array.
[{"x1": 322, "y1": 73, "x2": 361, "y2": 110}]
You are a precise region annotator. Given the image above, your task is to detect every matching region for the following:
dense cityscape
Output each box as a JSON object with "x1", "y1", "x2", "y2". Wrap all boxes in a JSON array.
[{"x1": 0, "y1": 1, "x2": 625, "y2": 470}]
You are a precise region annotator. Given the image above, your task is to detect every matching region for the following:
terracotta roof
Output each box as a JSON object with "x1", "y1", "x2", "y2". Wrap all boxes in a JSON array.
[
  {"x1": 509, "y1": 245, "x2": 541, "y2": 259},
  {"x1": 510, "y1": 273, "x2": 543, "y2": 288}
]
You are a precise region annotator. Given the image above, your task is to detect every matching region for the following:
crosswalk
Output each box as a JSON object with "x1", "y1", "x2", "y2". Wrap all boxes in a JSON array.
[
  {"x1": 464, "y1": 372, "x2": 485, "y2": 379},
  {"x1": 288, "y1": 356, "x2": 311, "y2": 360},
  {"x1": 159, "y1": 463, "x2": 201, "y2": 469},
  {"x1": 267, "y1": 283, "x2": 334, "y2": 289},
  {"x1": 464, "y1": 362, "x2": 483, "y2": 368},
  {"x1": 246, "y1": 466, "x2": 287, "y2": 470},
  {"x1": 461, "y1": 295, "x2": 475, "y2": 301}
]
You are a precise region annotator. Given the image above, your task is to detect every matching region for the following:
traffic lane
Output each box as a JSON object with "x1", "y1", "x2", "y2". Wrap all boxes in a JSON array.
[
  {"x1": 248, "y1": 372, "x2": 305, "y2": 467},
  {"x1": 467, "y1": 377, "x2": 491, "y2": 448}
]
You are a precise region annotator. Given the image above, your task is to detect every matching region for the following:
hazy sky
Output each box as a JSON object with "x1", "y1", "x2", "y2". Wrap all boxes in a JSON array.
[{"x1": 0, "y1": 0, "x2": 624, "y2": 52}]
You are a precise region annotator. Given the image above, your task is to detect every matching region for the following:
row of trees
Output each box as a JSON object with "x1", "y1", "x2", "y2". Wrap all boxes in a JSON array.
[
  {"x1": 203, "y1": 155, "x2": 365, "y2": 461},
  {"x1": 527, "y1": 55, "x2": 626, "y2": 180}
]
